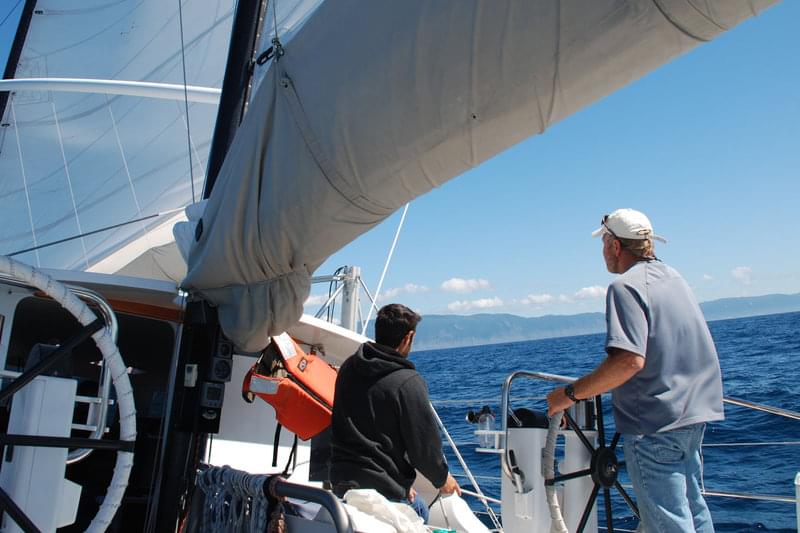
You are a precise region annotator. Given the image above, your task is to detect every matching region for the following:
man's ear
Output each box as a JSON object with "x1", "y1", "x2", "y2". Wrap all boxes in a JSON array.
[{"x1": 398, "y1": 330, "x2": 415, "y2": 354}]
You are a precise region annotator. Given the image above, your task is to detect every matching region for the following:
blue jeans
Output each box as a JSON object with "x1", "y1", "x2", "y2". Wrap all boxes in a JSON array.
[
  {"x1": 393, "y1": 495, "x2": 429, "y2": 523},
  {"x1": 624, "y1": 423, "x2": 714, "y2": 533}
]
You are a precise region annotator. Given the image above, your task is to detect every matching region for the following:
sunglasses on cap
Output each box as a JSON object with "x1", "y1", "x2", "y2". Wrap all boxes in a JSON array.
[{"x1": 601, "y1": 215, "x2": 620, "y2": 240}]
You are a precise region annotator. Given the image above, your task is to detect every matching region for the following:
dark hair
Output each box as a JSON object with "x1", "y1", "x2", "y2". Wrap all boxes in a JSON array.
[{"x1": 375, "y1": 304, "x2": 422, "y2": 348}]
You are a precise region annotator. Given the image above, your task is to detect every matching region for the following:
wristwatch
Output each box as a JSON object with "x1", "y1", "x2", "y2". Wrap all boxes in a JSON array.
[{"x1": 564, "y1": 383, "x2": 578, "y2": 402}]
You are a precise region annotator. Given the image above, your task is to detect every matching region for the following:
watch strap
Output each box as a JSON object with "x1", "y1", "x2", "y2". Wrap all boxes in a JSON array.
[{"x1": 565, "y1": 383, "x2": 578, "y2": 402}]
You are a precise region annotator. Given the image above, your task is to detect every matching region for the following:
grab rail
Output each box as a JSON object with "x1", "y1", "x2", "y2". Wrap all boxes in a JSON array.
[
  {"x1": 65, "y1": 286, "x2": 117, "y2": 464},
  {"x1": 723, "y1": 396, "x2": 800, "y2": 422},
  {"x1": 0, "y1": 275, "x2": 118, "y2": 464},
  {"x1": 272, "y1": 478, "x2": 353, "y2": 533},
  {"x1": 499, "y1": 371, "x2": 575, "y2": 482}
]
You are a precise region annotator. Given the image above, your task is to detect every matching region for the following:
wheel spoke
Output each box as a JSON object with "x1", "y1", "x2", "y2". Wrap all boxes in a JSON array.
[
  {"x1": 0, "y1": 434, "x2": 135, "y2": 453},
  {"x1": 609, "y1": 432, "x2": 621, "y2": 450},
  {"x1": 604, "y1": 487, "x2": 614, "y2": 533},
  {"x1": 564, "y1": 412, "x2": 596, "y2": 454},
  {"x1": 0, "y1": 318, "x2": 104, "y2": 405},
  {"x1": 614, "y1": 481, "x2": 640, "y2": 518},
  {"x1": 576, "y1": 483, "x2": 600, "y2": 533},
  {"x1": 595, "y1": 395, "x2": 606, "y2": 447},
  {"x1": 0, "y1": 485, "x2": 41, "y2": 533},
  {"x1": 546, "y1": 468, "x2": 592, "y2": 486}
]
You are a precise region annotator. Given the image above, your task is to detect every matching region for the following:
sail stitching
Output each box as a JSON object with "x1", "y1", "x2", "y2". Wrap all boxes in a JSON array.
[
  {"x1": 106, "y1": 93, "x2": 145, "y2": 244},
  {"x1": 10, "y1": 101, "x2": 40, "y2": 267},
  {"x1": 51, "y1": 101, "x2": 89, "y2": 268}
]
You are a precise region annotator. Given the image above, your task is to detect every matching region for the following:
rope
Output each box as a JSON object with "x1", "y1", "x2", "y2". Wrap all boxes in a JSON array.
[
  {"x1": 361, "y1": 202, "x2": 410, "y2": 336},
  {"x1": 197, "y1": 466, "x2": 276, "y2": 533},
  {"x1": 7, "y1": 207, "x2": 185, "y2": 257},
  {"x1": 544, "y1": 411, "x2": 569, "y2": 533},
  {"x1": 177, "y1": 0, "x2": 196, "y2": 203}
]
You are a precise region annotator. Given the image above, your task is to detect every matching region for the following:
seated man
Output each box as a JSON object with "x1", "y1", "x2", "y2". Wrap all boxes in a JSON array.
[{"x1": 329, "y1": 303, "x2": 460, "y2": 522}]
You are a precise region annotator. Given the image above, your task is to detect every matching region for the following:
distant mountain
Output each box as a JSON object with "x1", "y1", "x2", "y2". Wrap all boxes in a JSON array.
[{"x1": 403, "y1": 293, "x2": 800, "y2": 350}]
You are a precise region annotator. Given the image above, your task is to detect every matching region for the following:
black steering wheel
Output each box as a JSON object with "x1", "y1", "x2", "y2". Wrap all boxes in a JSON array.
[{"x1": 543, "y1": 394, "x2": 640, "y2": 532}]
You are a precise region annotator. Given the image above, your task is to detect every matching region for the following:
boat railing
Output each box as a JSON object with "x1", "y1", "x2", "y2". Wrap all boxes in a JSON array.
[
  {"x1": 499, "y1": 370, "x2": 576, "y2": 482},
  {"x1": 195, "y1": 465, "x2": 354, "y2": 532},
  {"x1": 460, "y1": 369, "x2": 800, "y2": 529},
  {"x1": 0, "y1": 275, "x2": 118, "y2": 464}
]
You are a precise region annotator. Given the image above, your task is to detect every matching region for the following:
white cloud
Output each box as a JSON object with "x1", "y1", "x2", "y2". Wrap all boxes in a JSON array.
[
  {"x1": 574, "y1": 285, "x2": 607, "y2": 300},
  {"x1": 304, "y1": 294, "x2": 329, "y2": 306},
  {"x1": 731, "y1": 266, "x2": 752, "y2": 285},
  {"x1": 447, "y1": 297, "x2": 503, "y2": 313},
  {"x1": 521, "y1": 293, "x2": 554, "y2": 305},
  {"x1": 440, "y1": 278, "x2": 491, "y2": 293},
  {"x1": 380, "y1": 283, "x2": 429, "y2": 299},
  {"x1": 702, "y1": 274, "x2": 714, "y2": 282},
  {"x1": 558, "y1": 294, "x2": 573, "y2": 303}
]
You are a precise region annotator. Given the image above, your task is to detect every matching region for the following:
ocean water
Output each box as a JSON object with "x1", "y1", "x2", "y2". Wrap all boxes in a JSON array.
[{"x1": 414, "y1": 311, "x2": 800, "y2": 532}]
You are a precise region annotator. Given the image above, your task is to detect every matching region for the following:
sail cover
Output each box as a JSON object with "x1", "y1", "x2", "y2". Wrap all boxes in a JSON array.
[{"x1": 183, "y1": 0, "x2": 777, "y2": 352}]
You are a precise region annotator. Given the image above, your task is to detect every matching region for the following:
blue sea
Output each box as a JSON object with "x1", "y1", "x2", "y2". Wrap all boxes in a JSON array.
[{"x1": 415, "y1": 311, "x2": 800, "y2": 532}]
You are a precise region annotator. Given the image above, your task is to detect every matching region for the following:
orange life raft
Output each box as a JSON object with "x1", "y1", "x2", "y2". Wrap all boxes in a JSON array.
[{"x1": 242, "y1": 333, "x2": 337, "y2": 441}]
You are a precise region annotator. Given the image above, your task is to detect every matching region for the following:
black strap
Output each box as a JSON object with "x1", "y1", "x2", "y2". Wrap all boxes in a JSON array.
[
  {"x1": 282, "y1": 435, "x2": 298, "y2": 476},
  {"x1": 272, "y1": 423, "x2": 282, "y2": 467}
]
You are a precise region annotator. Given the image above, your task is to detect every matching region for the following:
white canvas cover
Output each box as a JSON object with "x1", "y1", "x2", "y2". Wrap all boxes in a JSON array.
[{"x1": 180, "y1": 0, "x2": 778, "y2": 352}]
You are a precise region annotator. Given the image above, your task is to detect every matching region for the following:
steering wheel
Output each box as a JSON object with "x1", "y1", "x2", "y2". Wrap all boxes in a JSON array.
[
  {"x1": 543, "y1": 394, "x2": 639, "y2": 533},
  {"x1": 0, "y1": 256, "x2": 136, "y2": 532}
]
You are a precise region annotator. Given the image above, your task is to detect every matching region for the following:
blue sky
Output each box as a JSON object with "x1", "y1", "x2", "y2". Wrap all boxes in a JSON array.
[{"x1": 2, "y1": 2, "x2": 798, "y2": 320}]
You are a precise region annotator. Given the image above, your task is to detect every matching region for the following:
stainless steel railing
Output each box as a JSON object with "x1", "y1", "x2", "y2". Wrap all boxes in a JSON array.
[{"x1": 0, "y1": 276, "x2": 119, "y2": 464}]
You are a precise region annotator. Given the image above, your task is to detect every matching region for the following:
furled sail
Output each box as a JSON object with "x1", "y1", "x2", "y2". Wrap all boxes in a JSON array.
[{"x1": 181, "y1": 0, "x2": 780, "y2": 351}]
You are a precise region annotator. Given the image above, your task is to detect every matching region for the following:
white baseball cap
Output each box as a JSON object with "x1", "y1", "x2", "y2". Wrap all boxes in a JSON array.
[{"x1": 591, "y1": 208, "x2": 667, "y2": 243}]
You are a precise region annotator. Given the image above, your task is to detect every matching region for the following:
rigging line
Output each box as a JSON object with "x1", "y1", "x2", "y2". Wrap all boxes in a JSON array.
[
  {"x1": 10, "y1": 101, "x2": 40, "y2": 267},
  {"x1": 51, "y1": 102, "x2": 89, "y2": 269},
  {"x1": 177, "y1": 0, "x2": 197, "y2": 203},
  {"x1": 702, "y1": 441, "x2": 800, "y2": 447},
  {"x1": 175, "y1": 99, "x2": 207, "y2": 179},
  {"x1": 361, "y1": 203, "x2": 410, "y2": 336},
  {"x1": 431, "y1": 402, "x2": 503, "y2": 530},
  {"x1": 0, "y1": 0, "x2": 22, "y2": 28},
  {"x1": 7, "y1": 207, "x2": 184, "y2": 258},
  {"x1": 272, "y1": 0, "x2": 279, "y2": 42}
]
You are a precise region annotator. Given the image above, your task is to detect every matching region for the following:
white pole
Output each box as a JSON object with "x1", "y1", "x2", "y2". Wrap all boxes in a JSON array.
[
  {"x1": 795, "y1": 472, "x2": 799, "y2": 532},
  {"x1": 0, "y1": 78, "x2": 220, "y2": 104},
  {"x1": 340, "y1": 266, "x2": 360, "y2": 332}
]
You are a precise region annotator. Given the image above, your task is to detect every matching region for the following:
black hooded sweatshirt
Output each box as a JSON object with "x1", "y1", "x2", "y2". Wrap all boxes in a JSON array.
[{"x1": 329, "y1": 342, "x2": 448, "y2": 500}]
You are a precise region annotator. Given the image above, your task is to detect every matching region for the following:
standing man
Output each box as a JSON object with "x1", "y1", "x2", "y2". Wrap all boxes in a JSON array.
[
  {"x1": 330, "y1": 303, "x2": 460, "y2": 522},
  {"x1": 547, "y1": 208, "x2": 724, "y2": 532}
]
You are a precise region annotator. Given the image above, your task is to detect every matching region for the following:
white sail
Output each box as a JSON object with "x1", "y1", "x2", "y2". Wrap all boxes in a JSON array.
[
  {"x1": 180, "y1": 0, "x2": 780, "y2": 352},
  {"x1": 0, "y1": 0, "x2": 237, "y2": 273}
]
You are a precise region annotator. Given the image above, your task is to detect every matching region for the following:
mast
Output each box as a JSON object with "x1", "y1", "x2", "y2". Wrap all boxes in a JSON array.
[
  {"x1": 202, "y1": 0, "x2": 267, "y2": 199},
  {"x1": 152, "y1": 2, "x2": 268, "y2": 531},
  {"x1": 0, "y1": 0, "x2": 36, "y2": 121}
]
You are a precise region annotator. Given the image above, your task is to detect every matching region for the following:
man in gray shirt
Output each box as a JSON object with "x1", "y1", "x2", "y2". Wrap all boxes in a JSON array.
[{"x1": 547, "y1": 208, "x2": 723, "y2": 532}]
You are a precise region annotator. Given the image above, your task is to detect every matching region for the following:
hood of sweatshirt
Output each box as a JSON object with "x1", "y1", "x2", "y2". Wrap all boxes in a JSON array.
[{"x1": 349, "y1": 341, "x2": 415, "y2": 380}]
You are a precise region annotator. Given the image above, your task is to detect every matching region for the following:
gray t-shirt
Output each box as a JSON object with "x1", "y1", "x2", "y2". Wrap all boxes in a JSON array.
[{"x1": 605, "y1": 260, "x2": 724, "y2": 434}]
